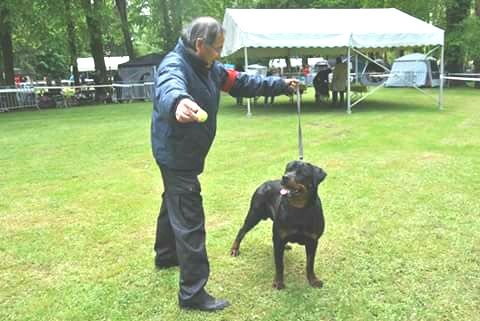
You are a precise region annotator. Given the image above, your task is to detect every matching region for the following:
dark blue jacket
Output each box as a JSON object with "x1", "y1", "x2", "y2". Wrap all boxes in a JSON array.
[{"x1": 151, "y1": 39, "x2": 289, "y2": 174}]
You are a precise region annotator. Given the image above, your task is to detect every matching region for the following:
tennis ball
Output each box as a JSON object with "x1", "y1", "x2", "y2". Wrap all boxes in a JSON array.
[{"x1": 196, "y1": 109, "x2": 208, "y2": 122}]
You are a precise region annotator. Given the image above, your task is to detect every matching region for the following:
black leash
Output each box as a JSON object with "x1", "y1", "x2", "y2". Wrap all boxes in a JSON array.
[{"x1": 296, "y1": 85, "x2": 304, "y2": 161}]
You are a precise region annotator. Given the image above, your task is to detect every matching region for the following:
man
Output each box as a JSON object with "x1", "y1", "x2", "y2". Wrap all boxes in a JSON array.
[
  {"x1": 313, "y1": 62, "x2": 331, "y2": 103},
  {"x1": 151, "y1": 17, "x2": 298, "y2": 312},
  {"x1": 332, "y1": 56, "x2": 348, "y2": 105}
]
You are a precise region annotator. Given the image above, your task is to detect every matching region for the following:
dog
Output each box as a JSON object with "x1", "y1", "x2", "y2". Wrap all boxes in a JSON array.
[
  {"x1": 230, "y1": 160, "x2": 327, "y2": 289},
  {"x1": 287, "y1": 83, "x2": 306, "y2": 104}
]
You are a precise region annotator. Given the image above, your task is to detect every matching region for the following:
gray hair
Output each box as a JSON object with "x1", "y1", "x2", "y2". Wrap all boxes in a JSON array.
[{"x1": 182, "y1": 17, "x2": 224, "y2": 49}]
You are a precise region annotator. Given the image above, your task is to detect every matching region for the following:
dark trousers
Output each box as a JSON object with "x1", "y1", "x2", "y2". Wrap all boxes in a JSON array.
[
  {"x1": 154, "y1": 166, "x2": 209, "y2": 302},
  {"x1": 332, "y1": 91, "x2": 345, "y2": 104}
]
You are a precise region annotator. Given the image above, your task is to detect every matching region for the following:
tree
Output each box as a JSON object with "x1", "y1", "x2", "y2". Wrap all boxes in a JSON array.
[
  {"x1": 445, "y1": 0, "x2": 471, "y2": 85},
  {"x1": 475, "y1": 0, "x2": 480, "y2": 88},
  {"x1": 160, "y1": 0, "x2": 183, "y2": 51},
  {"x1": 64, "y1": 0, "x2": 80, "y2": 85},
  {"x1": 0, "y1": 2, "x2": 14, "y2": 86},
  {"x1": 82, "y1": 0, "x2": 108, "y2": 100},
  {"x1": 115, "y1": 0, "x2": 135, "y2": 59}
]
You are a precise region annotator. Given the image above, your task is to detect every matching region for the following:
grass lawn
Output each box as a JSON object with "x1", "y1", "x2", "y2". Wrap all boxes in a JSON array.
[{"x1": 1, "y1": 88, "x2": 479, "y2": 321}]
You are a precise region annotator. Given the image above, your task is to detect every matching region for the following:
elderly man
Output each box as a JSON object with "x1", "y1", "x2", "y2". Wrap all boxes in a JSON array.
[{"x1": 151, "y1": 17, "x2": 298, "y2": 312}]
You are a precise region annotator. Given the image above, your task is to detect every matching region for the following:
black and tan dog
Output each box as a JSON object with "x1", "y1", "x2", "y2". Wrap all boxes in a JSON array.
[{"x1": 230, "y1": 160, "x2": 327, "y2": 289}]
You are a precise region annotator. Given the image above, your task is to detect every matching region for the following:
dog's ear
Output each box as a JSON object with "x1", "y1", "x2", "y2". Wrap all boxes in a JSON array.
[{"x1": 312, "y1": 165, "x2": 327, "y2": 188}]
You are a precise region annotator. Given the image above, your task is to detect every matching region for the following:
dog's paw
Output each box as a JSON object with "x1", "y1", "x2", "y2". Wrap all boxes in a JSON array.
[
  {"x1": 272, "y1": 280, "x2": 286, "y2": 290},
  {"x1": 230, "y1": 247, "x2": 240, "y2": 257},
  {"x1": 308, "y1": 278, "x2": 323, "y2": 288}
]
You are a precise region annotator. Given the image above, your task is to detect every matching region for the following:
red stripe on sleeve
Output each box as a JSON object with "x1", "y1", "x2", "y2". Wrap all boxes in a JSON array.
[{"x1": 221, "y1": 69, "x2": 239, "y2": 92}]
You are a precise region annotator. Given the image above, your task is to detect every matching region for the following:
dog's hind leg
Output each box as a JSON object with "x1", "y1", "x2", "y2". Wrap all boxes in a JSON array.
[{"x1": 230, "y1": 206, "x2": 265, "y2": 257}]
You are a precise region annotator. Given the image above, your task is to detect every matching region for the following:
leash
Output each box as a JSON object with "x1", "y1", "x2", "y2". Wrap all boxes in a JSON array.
[{"x1": 296, "y1": 85, "x2": 304, "y2": 160}]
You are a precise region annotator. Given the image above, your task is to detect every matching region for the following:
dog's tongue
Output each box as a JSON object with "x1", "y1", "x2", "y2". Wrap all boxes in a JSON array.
[{"x1": 280, "y1": 188, "x2": 289, "y2": 196}]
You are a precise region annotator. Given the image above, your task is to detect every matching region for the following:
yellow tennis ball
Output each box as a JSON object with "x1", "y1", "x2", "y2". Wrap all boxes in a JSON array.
[{"x1": 197, "y1": 109, "x2": 208, "y2": 122}]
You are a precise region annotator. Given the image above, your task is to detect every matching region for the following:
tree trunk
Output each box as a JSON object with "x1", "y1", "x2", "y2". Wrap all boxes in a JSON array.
[
  {"x1": 284, "y1": 56, "x2": 291, "y2": 74},
  {"x1": 160, "y1": 0, "x2": 175, "y2": 51},
  {"x1": 302, "y1": 56, "x2": 308, "y2": 68},
  {"x1": 0, "y1": 5, "x2": 14, "y2": 86},
  {"x1": 115, "y1": 0, "x2": 135, "y2": 59},
  {"x1": 64, "y1": 0, "x2": 80, "y2": 85},
  {"x1": 475, "y1": 0, "x2": 480, "y2": 88},
  {"x1": 171, "y1": 0, "x2": 183, "y2": 43},
  {"x1": 82, "y1": 0, "x2": 107, "y2": 101},
  {"x1": 445, "y1": 0, "x2": 471, "y2": 86},
  {"x1": 160, "y1": 0, "x2": 183, "y2": 51}
]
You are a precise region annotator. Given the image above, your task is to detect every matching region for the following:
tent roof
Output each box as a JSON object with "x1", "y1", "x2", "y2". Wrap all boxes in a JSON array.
[
  {"x1": 77, "y1": 56, "x2": 130, "y2": 72},
  {"x1": 395, "y1": 53, "x2": 436, "y2": 62},
  {"x1": 118, "y1": 53, "x2": 166, "y2": 68},
  {"x1": 247, "y1": 64, "x2": 267, "y2": 69},
  {"x1": 222, "y1": 8, "x2": 444, "y2": 58}
]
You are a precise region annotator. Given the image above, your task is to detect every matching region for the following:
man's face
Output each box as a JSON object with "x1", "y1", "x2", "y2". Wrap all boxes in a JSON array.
[{"x1": 195, "y1": 33, "x2": 224, "y2": 68}]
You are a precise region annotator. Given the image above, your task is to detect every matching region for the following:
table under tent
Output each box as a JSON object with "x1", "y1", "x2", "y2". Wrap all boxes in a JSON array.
[{"x1": 221, "y1": 8, "x2": 445, "y2": 114}]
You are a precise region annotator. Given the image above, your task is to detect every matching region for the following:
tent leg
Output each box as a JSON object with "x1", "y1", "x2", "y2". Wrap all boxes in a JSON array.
[
  {"x1": 438, "y1": 45, "x2": 444, "y2": 110},
  {"x1": 355, "y1": 54, "x2": 359, "y2": 84},
  {"x1": 244, "y1": 47, "x2": 252, "y2": 117},
  {"x1": 347, "y1": 46, "x2": 352, "y2": 114}
]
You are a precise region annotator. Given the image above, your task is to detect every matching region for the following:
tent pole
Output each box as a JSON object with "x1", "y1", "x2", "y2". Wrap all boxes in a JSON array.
[
  {"x1": 355, "y1": 54, "x2": 359, "y2": 84},
  {"x1": 425, "y1": 45, "x2": 440, "y2": 58},
  {"x1": 347, "y1": 45, "x2": 352, "y2": 114},
  {"x1": 244, "y1": 47, "x2": 252, "y2": 117},
  {"x1": 352, "y1": 48, "x2": 390, "y2": 72},
  {"x1": 439, "y1": 45, "x2": 444, "y2": 110}
]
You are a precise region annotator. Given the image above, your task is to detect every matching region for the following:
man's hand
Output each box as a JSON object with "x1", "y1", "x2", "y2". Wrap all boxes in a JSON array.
[
  {"x1": 284, "y1": 78, "x2": 300, "y2": 92},
  {"x1": 175, "y1": 98, "x2": 206, "y2": 123}
]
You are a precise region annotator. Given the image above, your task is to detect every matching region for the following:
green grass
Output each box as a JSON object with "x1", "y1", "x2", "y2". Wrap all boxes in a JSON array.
[{"x1": 1, "y1": 88, "x2": 479, "y2": 321}]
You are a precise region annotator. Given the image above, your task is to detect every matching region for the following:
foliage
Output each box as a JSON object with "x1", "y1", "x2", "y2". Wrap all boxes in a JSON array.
[
  {"x1": 444, "y1": 0, "x2": 472, "y2": 73},
  {"x1": 459, "y1": 15, "x2": 480, "y2": 61}
]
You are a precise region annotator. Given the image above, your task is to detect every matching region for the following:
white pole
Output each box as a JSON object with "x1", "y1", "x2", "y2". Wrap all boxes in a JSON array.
[
  {"x1": 347, "y1": 46, "x2": 351, "y2": 114},
  {"x1": 244, "y1": 47, "x2": 251, "y2": 117},
  {"x1": 439, "y1": 45, "x2": 444, "y2": 110},
  {"x1": 355, "y1": 54, "x2": 359, "y2": 84}
]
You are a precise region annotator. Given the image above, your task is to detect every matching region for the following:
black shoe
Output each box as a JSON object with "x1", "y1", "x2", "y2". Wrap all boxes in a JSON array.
[
  {"x1": 154, "y1": 255, "x2": 178, "y2": 269},
  {"x1": 179, "y1": 291, "x2": 230, "y2": 312}
]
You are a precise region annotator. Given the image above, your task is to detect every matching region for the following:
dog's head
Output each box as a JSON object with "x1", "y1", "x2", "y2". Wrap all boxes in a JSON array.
[
  {"x1": 280, "y1": 160, "x2": 327, "y2": 202},
  {"x1": 286, "y1": 83, "x2": 306, "y2": 96}
]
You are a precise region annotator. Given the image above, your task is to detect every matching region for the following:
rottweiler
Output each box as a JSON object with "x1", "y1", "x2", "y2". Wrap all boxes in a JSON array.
[{"x1": 230, "y1": 160, "x2": 327, "y2": 289}]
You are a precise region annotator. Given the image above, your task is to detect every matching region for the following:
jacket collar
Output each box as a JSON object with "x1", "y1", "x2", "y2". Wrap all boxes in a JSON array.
[{"x1": 175, "y1": 38, "x2": 209, "y2": 73}]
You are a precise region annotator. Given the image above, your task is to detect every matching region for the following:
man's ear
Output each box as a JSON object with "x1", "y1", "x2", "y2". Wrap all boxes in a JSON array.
[{"x1": 194, "y1": 38, "x2": 204, "y2": 53}]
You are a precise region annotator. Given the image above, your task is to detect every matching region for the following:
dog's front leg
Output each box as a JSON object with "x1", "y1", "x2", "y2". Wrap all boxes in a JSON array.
[
  {"x1": 305, "y1": 239, "x2": 323, "y2": 288},
  {"x1": 272, "y1": 233, "x2": 287, "y2": 290}
]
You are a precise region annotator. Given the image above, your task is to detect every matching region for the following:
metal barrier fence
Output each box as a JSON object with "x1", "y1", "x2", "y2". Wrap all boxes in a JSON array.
[
  {"x1": 0, "y1": 86, "x2": 38, "y2": 112},
  {"x1": 1, "y1": 75, "x2": 478, "y2": 112},
  {"x1": 112, "y1": 82, "x2": 154, "y2": 102},
  {"x1": 0, "y1": 83, "x2": 155, "y2": 111}
]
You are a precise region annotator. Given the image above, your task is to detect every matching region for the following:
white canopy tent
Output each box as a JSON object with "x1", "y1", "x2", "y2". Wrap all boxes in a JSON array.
[
  {"x1": 77, "y1": 56, "x2": 130, "y2": 72},
  {"x1": 222, "y1": 8, "x2": 445, "y2": 114}
]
